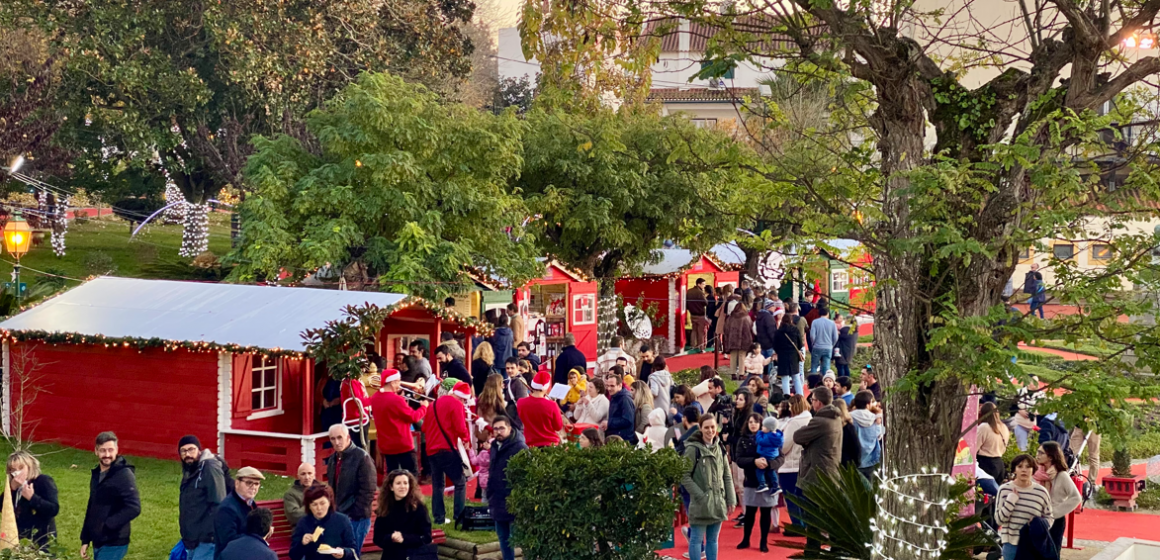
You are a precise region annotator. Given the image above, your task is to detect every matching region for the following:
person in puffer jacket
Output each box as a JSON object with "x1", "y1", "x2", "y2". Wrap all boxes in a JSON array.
[
  {"x1": 643, "y1": 407, "x2": 672, "y2": 452},
  {"x1": 753, "y1": 417, "x2": 784, "y2": 494},
  {"x1": 849, "y1": 391, "x2": 884, "y2": 479}
]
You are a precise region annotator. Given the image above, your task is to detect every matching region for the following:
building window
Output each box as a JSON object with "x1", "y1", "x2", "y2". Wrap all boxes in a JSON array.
[
  {"x1": 251, "y1": 355, "x2": 280, "y2": 411},
  {"x1": 572, "y1": 294, "x2": 596, "y2": 325},
  {"x1": 699, "y1": 61, "x2": 735, "y2": 80},
  {"x1": 691, "y1": 118, "x2": 718, "y2": 129},
  {"x1": 1090, "y1": 243, "x2": 1112, "y2": 263},
  {"x1": 1052, "y1": 242, "x2": 1076, "y2": 261},
  {"x1": 831, "y1": 270, "x2": 849, "y2": 292},
  {"x1": 1018, "y1": 247, "x2": 1033, "y2": 261}
]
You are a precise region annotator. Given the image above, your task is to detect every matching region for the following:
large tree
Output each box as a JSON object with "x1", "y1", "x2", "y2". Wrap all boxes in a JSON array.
[
  {"x1": 523, "y1": 0, "x2": 1160, "y2": 556},
  {"x1": 0, "y1": 27, "x2": 66, "y2": 177},
  {"x1": 3, "y1": 0, "x2": 477, "y2": 255},
  {"x1": 515, "y1": 103, "x2": 753, "y2": 349},
  {"x1": 230, "y1": 72, "x2": 540, "y2": 298}
]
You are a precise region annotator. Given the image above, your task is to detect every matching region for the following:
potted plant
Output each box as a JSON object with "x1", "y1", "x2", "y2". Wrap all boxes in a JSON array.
[{"x1": 1102, "y1": 447, "x2": 1140, "y2": 510}]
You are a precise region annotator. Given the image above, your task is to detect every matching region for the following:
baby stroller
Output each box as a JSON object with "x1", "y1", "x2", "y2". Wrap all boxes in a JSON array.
[{"x1": 974, "y1": 477, "x2": 1004, "y2": 560}]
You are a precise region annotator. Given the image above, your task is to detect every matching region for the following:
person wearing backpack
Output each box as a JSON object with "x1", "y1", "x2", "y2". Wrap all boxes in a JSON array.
[
  {"x1": 178, "y1": 436, "x2": 227, "y2": 560},
  {"x1": 681, "y1": 414, "x2": 736, "y2": 560}
]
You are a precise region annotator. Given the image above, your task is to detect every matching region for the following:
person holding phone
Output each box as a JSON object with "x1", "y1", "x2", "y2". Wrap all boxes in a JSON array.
[{"x1": 3, "y1": 451, "x2": 59, "y2": 549}]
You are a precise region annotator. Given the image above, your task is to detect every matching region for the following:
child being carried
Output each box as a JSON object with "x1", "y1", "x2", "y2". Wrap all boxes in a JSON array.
[{"x1": 754, "y1": 417, "x2": 784, "y2": 494}]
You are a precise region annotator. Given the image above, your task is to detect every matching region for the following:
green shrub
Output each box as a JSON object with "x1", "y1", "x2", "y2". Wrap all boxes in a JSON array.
[
  {"x1": 506, "y1": 444, "x2": 687, "y2": 560},
  {"x1": 1002, "y1": 425, "x2": 1039, "y2": 467},
  {"x1": 82, "y1": 251, "x2": 116, "y2": 275},
  {"x1": 1112, "y1": 447, "x2": 1132, "y2": 477}
]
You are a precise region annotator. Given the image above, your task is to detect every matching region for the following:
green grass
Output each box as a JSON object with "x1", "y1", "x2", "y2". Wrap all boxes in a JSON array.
[
  {"x1": 0, "y1": 440, "x2": 292, "y2": 560},
  {"x1": 1033, "y1": 339, "x2": 1125, "y2": 359},
  {"x1": 0, "y1": 214, "x2": 233, "y2": 300},
  {"x1": 428, "y1": 496, "x2": 497, "y2": 544}
]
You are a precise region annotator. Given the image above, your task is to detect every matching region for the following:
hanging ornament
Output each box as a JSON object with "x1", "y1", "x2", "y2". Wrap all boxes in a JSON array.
[{"x1": 179, "y1": 202, "x2": 210, "y2": 258}]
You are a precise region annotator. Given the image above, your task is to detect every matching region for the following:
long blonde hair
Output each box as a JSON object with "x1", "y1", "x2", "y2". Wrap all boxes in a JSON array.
[
  {"x1": 473, "y1": 341, "x2": 495, "y2": 367},
  {"x1": 632, "y1": 380, "x2": 653, "y2": 409}
]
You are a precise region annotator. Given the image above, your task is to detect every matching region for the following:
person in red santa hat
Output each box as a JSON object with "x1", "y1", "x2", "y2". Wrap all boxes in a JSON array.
[
  {"x1": 368, "y1": 368, "x2": 428, "y2": 475},
  {"x1": 421, "y1": 380, "x2": 472, "y2": 525},
  {"x1": 517, "y1": 371, "x2": 564, "y2": 448}
]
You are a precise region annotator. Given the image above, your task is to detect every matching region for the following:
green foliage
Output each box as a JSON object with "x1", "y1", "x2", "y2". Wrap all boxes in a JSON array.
[
  {"x1": 230, "y1": 72, "x2": 539, "y2": 296},
  {"x1": 81, "y1": 251, "x2": 116, "y2": 276},
  {"x1": 506, "y1": 444, "x2": 687, "y2": 560},
  {"x1": 517, "y1": 105, "x2": 750, "y2": 287},
  {"x1": 302, "y1": 303, "x2": 393, "y2": 381},
  {"x1": 1002, "y1": 427, "x2": 1039, "y2": 466},
  {"x1": 784, "y1": 465, "x2": 991, "y2": 560},
  {"x1": 1112, "y1": 447, "x2": 1133, "y2": 477}
]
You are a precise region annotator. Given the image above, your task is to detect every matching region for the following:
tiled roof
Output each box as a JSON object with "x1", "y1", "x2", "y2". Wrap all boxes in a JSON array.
[
  {"x1": 647, "y1": 87, "x2": 760, "y2": 102},
  {"x1": 642, "y1": 17, "x2": 811, "y2": 54}
]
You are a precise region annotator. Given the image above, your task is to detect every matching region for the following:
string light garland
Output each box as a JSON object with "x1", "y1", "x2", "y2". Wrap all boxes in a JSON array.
[
  {"x1": 870, "y1": 468, "x2": 954, "y2": 560},
  {"x1": 179, "y1": 202, "x2": 210, "y2": 257},
  {"x1": 51, "y1": 195, "x2": 70, "y2": 257},
  {"x1": 162, "y1": 183, "x2": 187, "y2": 224}
]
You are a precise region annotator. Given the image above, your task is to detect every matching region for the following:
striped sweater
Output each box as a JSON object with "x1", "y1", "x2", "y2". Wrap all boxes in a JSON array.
[{"x1": 995, "y1": 481, "x2": 1053, "y2": 545}]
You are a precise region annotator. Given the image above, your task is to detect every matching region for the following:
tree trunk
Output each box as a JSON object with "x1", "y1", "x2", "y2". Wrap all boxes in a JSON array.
[{"x1": 597, "y1": 277, "x2": 618, "y2": 356}]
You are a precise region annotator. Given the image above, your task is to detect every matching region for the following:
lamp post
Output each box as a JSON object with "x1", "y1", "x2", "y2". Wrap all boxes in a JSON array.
[{"x1": 3, "y1": 212, "x2": 32, "y2": 302}]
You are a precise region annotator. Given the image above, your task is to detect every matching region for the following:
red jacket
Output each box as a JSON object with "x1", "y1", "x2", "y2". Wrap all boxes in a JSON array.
[
  {"x1": 517, "y1": 396, "x2": 564, "y2": 447},
  {"x1": 368, "y1": 391, "x2": 426, "y2": 455},
  {"x1": 422, "y1": 395, "x2": 469, "y2": 456}
]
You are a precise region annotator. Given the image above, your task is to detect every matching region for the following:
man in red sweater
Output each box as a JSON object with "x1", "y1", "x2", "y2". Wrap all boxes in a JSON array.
[
  {"x1": 368, "y1": 369, "x2": 427, "y2": 475},
  {"x1": 517, "y1": 371, "x2": 564, "y2": 447},
  {"x1": 422, "y1": 381, "x2": 472, "y2": 525}
]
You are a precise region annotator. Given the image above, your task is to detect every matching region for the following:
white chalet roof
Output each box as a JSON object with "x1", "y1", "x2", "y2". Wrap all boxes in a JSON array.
[
  {"x1": 0, "y1": 277, "x2": 407, "y2": 352},
  {"x1": 641, "y1": 249, "x2": 700, "y2": 275}
]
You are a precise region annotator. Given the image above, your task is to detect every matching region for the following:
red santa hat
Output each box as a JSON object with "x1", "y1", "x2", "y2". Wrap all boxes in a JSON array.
[
  {"x1": 531, "y1": 371, "x2": 552, "y2": 392},
  {"x1": 382, "y1": 369, "x2": 401, "y2": 384},
  {"x1": 452, "y1": 381, "x2": 472, "y2": 400}
]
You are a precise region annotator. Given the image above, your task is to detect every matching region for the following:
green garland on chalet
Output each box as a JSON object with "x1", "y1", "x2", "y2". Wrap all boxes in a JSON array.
[{"x1": 2, "y1": 295, "x2": 493, "y2": 362}]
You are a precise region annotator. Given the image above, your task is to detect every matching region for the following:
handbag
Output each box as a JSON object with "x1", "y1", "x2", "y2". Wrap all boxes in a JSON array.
[
  {"x1": 434, "y1": 398, "x2": 473, "y2": 480},
  {"x1": 454, "y1": 505, "x2": 496, "y2": 531}
]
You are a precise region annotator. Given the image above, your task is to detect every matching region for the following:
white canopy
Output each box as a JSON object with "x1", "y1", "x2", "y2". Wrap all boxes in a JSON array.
[{"x1": 0, "y1": 277, "x2": 407, "y2": 352}]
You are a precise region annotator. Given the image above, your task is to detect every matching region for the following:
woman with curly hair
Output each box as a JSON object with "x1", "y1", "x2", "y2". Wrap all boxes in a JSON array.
[{"x1": 373, "y1": 470, "x2": 436, "y2": 560}]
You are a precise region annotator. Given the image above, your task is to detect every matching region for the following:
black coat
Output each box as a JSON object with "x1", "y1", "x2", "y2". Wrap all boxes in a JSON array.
[
  {"x1": 834, "y1": 326, "x2": 858, "y2": 366},
  {"x1": 471, "y1": 358, "x2": 494, "y2": 397},
  {"x1": 772, "y1": 324, "x2": 803, "y2": 378},
  {"x1": 522, "y1": 352, "x2": 542, "y2": 370},
  {"x1": 553, "y1": 345, "x2": 588, "y2": 385},
  {"x1": 487, "y1": 430, "x2": 528, "y2": 522},
  {"x1": 733, "y1": 432, "x2": 787, "y2": 490},
  {"x1": 219, "y1": 533, "x2": 278, "y2": 560},
  {"x1": 754, "y1": 309, "x2": 779, "y2": 350},
  {"x1": 214, "y1": 492, "x2": 254, "y2": 559},
  {"x1": 180, "y1": 452, "x2": 227, "y2": 549},
  {"x1": 290, "y1": 512, "x2": 358, "y2": 560},
  {"x1": 325, "y1": 444, "x2": 376, "y2": 520},
  {"x1": 489, "y1": 327, "x2": 515, "y2": 363},
  {"x1": 1016, "y1": 517, "x2": 1060, "y2": 560},
  {"x1": 373, "y1": 500, "x2": 437, "y2": 560},
  {"x1": 80, "y1": 457, "x2": 141, "y2": 548},
  {"x1": 1, "y1": 474, "x2": 59, "y2": 548},
  {"x1": 441, "y1": 358, "x2": 472, "y2": 387},
  {"x1": 840, "y1": 422, "x2": 861, "y2": 467}
]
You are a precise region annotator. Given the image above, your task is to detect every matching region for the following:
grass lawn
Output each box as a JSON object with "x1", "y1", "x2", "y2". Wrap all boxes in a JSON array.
[
  {"x1": 1033, "y1": 339, "x2": 1126, "y2": 359},
  {"x1": 0, "y1": 214, "x2": 233, "y2": 300}
]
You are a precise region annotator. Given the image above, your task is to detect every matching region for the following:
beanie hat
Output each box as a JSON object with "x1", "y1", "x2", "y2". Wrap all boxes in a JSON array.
[
  {"x1": 531, "y1": 371, "x2": 552, "y2": 391},
  {"x1": 762, "y1": 416, "x2": 779, "y2": 431},
  {"x1": 823, "y1": 370, "x2": 836, "y2": 381},
  {"x1": 382, "y1": 369, "x2": 401, "y2": 383},
  {"x1": 764, "y1": 299, "x2": 777, "y2": 309},
  {"x1": 452, "y1": 381, "x2": 472, "y2": 400},
  {"x1": 178, "y1": 435, "x2": 201, "y2": 451}
]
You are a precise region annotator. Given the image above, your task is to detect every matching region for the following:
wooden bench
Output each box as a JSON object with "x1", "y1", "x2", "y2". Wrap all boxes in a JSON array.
[{"x1": 256, "y1": 497, "x2": 446, "y2": 559}]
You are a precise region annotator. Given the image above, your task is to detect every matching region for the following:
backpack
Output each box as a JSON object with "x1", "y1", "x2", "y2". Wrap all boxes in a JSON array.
[{"x1": 218, "y1": 454, "x2": 235, "y2": 494}]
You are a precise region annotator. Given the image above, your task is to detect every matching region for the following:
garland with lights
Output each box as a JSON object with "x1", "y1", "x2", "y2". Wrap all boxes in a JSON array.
[
  {"x1": 179, "y1": 202, "x2": 210, "y2": 258},
  {"x1": 870, "y1": 468, "x2": 956, "y2": 560},
  {"x1": 162, "y1": 183, "x2": 186, "y2": 224},
  {"x1": 51, "y1": 195, "x2": 70, "y2": 257}
]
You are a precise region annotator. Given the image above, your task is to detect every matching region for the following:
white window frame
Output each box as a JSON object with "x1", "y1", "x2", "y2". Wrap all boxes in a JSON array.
[
  {"x1": 831, "y1": 269, "x2": 849, "y2": 293},
  {"x1": 248, "y1": 355, "x2": 284, "y2": 420},
  {"x1": 572, "y1": 294, "x2": 596, "y2": 325}
]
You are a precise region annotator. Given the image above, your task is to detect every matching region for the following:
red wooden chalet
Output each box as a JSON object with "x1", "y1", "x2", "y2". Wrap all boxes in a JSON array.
[
  {"x1": 0, "y1": 277, "x2": 481, "y2": 476},
  {"x1": 513, "y1": 260, "x2": 598, "y2": 371},
  {"x1": 615, "y1": 249, "x2": 740, "y2": 354}
]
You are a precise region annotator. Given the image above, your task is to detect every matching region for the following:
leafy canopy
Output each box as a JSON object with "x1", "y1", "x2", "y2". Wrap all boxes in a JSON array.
[{"x1": 229, "y1": 72, "x2": 539, "y2": 298}]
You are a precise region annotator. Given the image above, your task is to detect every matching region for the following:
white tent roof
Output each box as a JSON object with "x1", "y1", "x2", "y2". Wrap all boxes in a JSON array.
[
  {"x1": 0, "y1": 277, "x2": 407, "y2": 352},
  {"x1": 641, "y1": 249, "x2": 698, "y2": 275},
  {"x1": 710, "y1": 242, "x2": 746, "y2": 266}
]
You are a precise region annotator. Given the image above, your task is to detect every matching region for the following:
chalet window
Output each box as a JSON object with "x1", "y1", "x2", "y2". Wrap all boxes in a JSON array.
[
  {"x1": 1090, "y1": 243, "x2": 1112, "y2": 263},
  {"x1": 831, "y1": 270, "x2": 849, "y2": 292},
  {"x1": 251, "y1": 355, "x2": 280, "y2": 411},
  {"x1": 1053, "y1": 243, "x2": 1076, "y2": 261},
  {"x1": 572, "y1": 294, "x2": 596, "y2": 325}
]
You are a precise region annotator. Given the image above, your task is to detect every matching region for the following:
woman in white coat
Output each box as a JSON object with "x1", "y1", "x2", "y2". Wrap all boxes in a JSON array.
[
  {"x1": 1035, "y1": 442, "x2": 1081, "y2": 555},
  {"x1": 777, "y1": 394, "x2": 812, "y2": 528}
]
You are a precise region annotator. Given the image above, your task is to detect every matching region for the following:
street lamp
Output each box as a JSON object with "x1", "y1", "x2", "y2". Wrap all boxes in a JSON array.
[{"x1": 3, "y1": 212, "x2": 32, "y2": 302}]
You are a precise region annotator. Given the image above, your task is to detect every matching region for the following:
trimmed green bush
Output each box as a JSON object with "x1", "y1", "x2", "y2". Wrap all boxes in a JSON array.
[{"x1": 506, "y1": 444, "x2": 687, "y2": 560}]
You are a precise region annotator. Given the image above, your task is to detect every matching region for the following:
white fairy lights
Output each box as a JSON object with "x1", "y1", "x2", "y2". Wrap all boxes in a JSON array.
[
  {"x1": 870, "y1": 467, "x2": 955, "y2": 560},
  {"x1": 179, "y1": 202, "x2": 210, "y2": 258},
  {"x1": 162, "y1": 183, "x2": 187, "y2": 224},
  {"x1": 51, "y1": 195, "x2": 70, "y2": 257}
]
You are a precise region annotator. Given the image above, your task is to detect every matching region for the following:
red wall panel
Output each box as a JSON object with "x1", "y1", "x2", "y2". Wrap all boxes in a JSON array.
[{"x1": 10, "y1": 342, "x2": 218, "y2": 461}]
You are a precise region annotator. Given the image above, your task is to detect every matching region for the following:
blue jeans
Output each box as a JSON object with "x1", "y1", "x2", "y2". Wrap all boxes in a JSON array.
[
  {"x1": 188, "y1": 543, "x2": 214, "y2": 560},
  {"x1": 688, "y1": 522, "x2": 721, "y2": 560},
  {"x1": 761, "y1": 348, "x2": 775, "y2": 379},
  {"x1": 495, "y1": 520, "x2": 516, "y2": 560},
  {"x1": 94, "y1": 546, "x2": 129, "y2": 560},
  {"x1": 430, "y1": 450, "x2": 467, "y2": 524},
  {"x1": 757, "y1": 466, "x2": 778, "y2": 491},
  {"x1": 1002, "y1": 543, "x2": 1018, "y2": 560},
  {"x1": 780, "y1": 372, "x2": 804, "y2": 396},
  {"x1": 1030, "y1": 300, "x2": 1045, "y2": 318},
  {"x1": 350, "y1": 517, "x2": 371, "y2": 555},
  {"x1": 810, "y1": 348, "x2": 832, "y2": 375},
  {"x1": 781, "y1": 472, "x2": 805, "y2": 530},
  {"x1": 836, "y1": 363, "x2": 850, "y2": 378}
]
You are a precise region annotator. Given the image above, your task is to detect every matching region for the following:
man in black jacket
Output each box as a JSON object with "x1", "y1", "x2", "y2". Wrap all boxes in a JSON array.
[
  {"x1": 326, "y1": 424, "x2": 376, "y2": 555},
  {"x1": 516, "y1": 342, "x2": 541, "y2": 370},
  {"x1": 487, "y1": 416, "x2": 527, "y2": 560},
  {"x1": 754, "y1": 300, "x2": 780, "y2": 378},
  {"x1": 80, "y1": 432, "x2": 141, "y2": 560},
  {"x1": 219, "y1": 508, "x2": 278, "y2": 560},
  {"x1": 553, "y1": 333, "x2": 588, "y2": 385},
  {"x1": 178, "y1": 435, "x2": 227, "y2": 560},
  {"x1": 214, "y1": 466, "x2": 264, "y2": 560},
  {"x1": 687, "y1": 278, "x2": 709, "y2": 351},
  {"x1": 435, "y1": 344, "x2": 472, "y2": 385}
]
